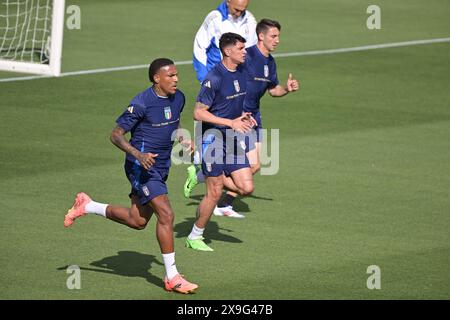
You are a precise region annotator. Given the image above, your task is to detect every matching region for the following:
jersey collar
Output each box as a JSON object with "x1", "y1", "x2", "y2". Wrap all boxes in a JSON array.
[
  {"x1": 150, "y1": 86, "x2": 169, "y2": 99},
  {"x1": 219, "y1": 61, "x2": 238, "y2": 73},
  {"x1": 254, "y1": 44, "x2": 271, "y2": 60}
]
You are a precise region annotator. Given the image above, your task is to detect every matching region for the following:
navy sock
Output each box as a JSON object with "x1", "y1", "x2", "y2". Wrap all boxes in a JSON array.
[{"x1": 218, "y1": 193, "x2": 236, "y2": 208}]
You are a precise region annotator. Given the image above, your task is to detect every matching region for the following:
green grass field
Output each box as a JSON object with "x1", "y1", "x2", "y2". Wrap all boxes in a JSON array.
[{"x1": 1, "y1": 0, "x2": 449, "y2": 300}]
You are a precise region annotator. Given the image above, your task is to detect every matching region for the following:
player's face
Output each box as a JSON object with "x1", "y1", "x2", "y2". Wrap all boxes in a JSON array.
[
  {"x1": 261, "y1": 27, "x2": 280, "y2": 52},
  {"x1": 227, "y1": 0, "x2": 248, "y2": 19},
  {"x1": 155, "y1": 64, "x2": 178, "y2": 96},
  {"x1": 228, "y1": 41, "x2": 247, "y2": 64}
]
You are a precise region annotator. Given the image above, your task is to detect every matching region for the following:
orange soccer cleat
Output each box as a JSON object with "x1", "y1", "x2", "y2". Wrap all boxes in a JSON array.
[
  {"x1": 64, "y1": 192, "x2": 91, "y2": 227},
  {"x1": 164, "y1": 274, "x2": 198, "y2": 294}
]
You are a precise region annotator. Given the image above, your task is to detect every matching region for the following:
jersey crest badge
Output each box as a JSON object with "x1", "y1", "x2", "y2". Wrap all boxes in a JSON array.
[
  {"x1": 264, "y1": 65, "x2": 269, "y2": 77},
  {"x1": 233, "y1": 80, "x2": 240, "y2": 92},
  {"x1": 127, "y1": 106, "x2": 134, "y2": 113},
  {"x1": 204, "y1": 80, "x2": 211, "y2": 88},
  {"x1": 164, "y1": 106, "x2": 172, "y2": 120}
]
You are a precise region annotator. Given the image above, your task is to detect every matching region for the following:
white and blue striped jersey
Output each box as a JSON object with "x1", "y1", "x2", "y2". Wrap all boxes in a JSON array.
[{"x1": 193, "y1": 1, "x2": 257, "y2": 83}]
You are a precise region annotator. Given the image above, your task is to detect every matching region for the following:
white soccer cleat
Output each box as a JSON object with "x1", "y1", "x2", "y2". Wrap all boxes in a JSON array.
[{"x1": 213, "y1": 206, "x2": 245, "y2": 218}]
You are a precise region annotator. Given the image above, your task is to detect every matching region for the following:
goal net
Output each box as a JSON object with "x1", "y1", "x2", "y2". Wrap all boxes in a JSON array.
[{"x1": 0, "y1": 0, "x2": 64, "y2": 76}]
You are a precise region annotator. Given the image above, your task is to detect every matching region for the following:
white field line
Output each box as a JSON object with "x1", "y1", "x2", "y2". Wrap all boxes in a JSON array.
[{"x1": 1, "y1": 37, "x2": 449, "y2": 83}]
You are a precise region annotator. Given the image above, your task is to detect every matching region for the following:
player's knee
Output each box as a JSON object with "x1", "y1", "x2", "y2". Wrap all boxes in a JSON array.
[
  {"x1": 207, "y1": 187, "x2": 223, "y2": 202},
  {"x1": 130, "y1": 218, "x2": 149, "y2": 230},
  {"x1": 239, "y1": 183, "x2": 254, "y2": 196},
  {"x1": 157, "y1": 207, "x2": 174, "y2": 226}
]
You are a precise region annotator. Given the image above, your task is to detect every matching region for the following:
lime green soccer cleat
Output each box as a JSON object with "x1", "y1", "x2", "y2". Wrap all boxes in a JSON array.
[
  {"x1": 183, "y1": 165, "x2": 198, "y2": 198},
  {"x1": 185, "y1": 237, "x2": 214, "y2": 251}
]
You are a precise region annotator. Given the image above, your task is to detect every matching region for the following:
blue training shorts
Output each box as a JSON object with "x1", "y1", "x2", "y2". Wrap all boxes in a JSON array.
[
  {"x1": 124, "y1": 160, "x2": 169, "y2": 205},
  {"x1": 201, "y1": 129, "x2": 250, "y2": 177}
]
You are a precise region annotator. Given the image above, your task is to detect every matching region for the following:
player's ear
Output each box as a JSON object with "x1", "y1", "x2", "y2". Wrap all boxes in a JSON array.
[
  {"x1": 153, "y1": 73, "x2": 160, "y2": 84},
  {"x1": 258, "y1": 32, "x2": 264, "y2": 42}
]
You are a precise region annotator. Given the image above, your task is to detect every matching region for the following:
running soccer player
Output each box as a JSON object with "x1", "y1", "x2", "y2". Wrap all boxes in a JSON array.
[
  {"x1": 63, "y1": 58, "x2": 198, "y2": 294},
  {"x1": 214, "y1": 19, "x2": 299, "y2": 216},
  {"x1": 185, "y1": 33, "x2": 256, "y2": 252},
  {"x1": 184, "y1": 19, "x2": 300, "y2": 218},
  {"x1": 187, "y1": 0, "x2": 257, "y2": 197}
]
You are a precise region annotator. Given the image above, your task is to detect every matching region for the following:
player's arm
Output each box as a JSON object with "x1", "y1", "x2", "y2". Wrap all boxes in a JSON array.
[
  {"x1": 193, "y1": 12, "x2": 219, "y2": 82},
  {"x1": 268, "y1": 73, "x2": 300, "y2": 97},
  {"x1": 193, "y1": 102, "x2": 254, "y2": 133},
  {"x1": 245, "y1": 11, "x2": 258, "y2": 47},
  {"x1": 110, "y1": 125, "x2": 157, "y2": 170}
]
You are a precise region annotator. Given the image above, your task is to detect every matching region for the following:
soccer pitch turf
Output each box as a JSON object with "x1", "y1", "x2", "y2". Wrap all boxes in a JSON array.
[{"x1": 0, "y1": 0, "x2": 449, "y2": 300}]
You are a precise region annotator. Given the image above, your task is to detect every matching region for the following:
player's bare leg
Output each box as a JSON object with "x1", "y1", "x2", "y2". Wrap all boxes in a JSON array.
[
  {"x1": 64, "y1": 193, "x2": 152, "y2": 229},
  {"x1": 149, "y1": 194, "x2": 198, "y2": 294},
  {"x1": 247, "y1": 142, "x2": 262, "y2": 174},
  {"x1": 186, "y1": 175, "x2": 223, "y2": 251},
  {"x1": 214, "y1": 166, "x2": 254, "y2": 218},
  {"x1": 215, "y1": 143, "x2": 261, "y2": 218},
  {"x1": 147, "y1": 194, "x2": 175, "y2": 254},
  {"x1": 196, "y1": 176, "x2": 224, "y2": 228},
  {"x1": 229, "y1": 167, "x2": 254, "y2": 196},
  {"x1": 105, "y1": 195, "x2": 153, "y2": 229}
]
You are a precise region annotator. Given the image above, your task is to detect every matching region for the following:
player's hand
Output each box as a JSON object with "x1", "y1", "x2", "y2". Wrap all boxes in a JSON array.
[
  {"x1": 180, "y1": 139, "x2": 195, "y2": 155},
  {"x1": 232, "y1": 113, "x2": 255, "y2": 133},
  {"x1": 286, "y1": 73, "x2": 299, "y2": 92},
  {"x1": 241, "y1": 112, "x2": 258, "y2": 128},
  {"x1": 138, "y1": 152, "x2": 158, "y2": 170}
]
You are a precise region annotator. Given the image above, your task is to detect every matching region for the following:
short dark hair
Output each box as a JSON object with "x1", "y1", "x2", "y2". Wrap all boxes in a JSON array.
[
  {"x1": 148, "y1": 58, "x2": 174, "y2": 83},
  {"x1": 219, "y1": 32, "x2": 246, "y2": 55},
  {"x1": 256, "y1": 18, "x2": 281, "y2": 37}
]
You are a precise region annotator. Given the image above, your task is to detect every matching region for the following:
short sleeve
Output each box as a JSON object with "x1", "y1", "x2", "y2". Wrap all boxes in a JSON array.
[
  {"x1": 115, "y1": 104, "x2": 145, "y2": 132},
  {"x1": 268, "y1": 59, "x2": 279, "y2": 89},
  {"x1": 179, "y1": 92, "x2": 186, "y2": 113},
  {"x1": 196, "y1": 76, "x2": 219, "y2": 108}
]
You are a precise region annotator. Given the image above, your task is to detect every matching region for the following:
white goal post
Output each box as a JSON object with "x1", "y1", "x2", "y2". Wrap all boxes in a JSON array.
[{"x1": 0, "y1": 0, "x2": 65, "y2": 76}]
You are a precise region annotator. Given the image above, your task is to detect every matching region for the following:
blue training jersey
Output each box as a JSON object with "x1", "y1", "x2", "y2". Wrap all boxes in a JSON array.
[
  {"x1": 243, "y1": 45, "x2": 279, "y2": 114},
  {"x1": 196, "y1": 62, "x2": 247, "y2": 134},
  {"x1": 116, "y1": 87, "x2": 185, "y2": 169}
]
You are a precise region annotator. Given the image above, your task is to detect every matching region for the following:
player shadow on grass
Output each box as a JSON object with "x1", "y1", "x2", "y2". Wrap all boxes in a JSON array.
[
  {"x1": 185, "y1": 194, "x2": 273, "y2": 213},
  {"x1": 174, "y1": 217, "x2": 242, "y2": 244},
  {"x1": 57, "y1": 251, "x2": 163, "y2": 288}
]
